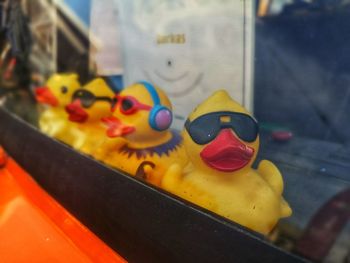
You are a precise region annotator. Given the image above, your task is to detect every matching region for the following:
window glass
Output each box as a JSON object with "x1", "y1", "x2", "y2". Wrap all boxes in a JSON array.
[{"x1": 0, "y1": 1, "x2": 349, "y2": 262}]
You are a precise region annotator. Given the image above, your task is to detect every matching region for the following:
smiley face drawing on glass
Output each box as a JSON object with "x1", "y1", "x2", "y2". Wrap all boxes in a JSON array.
[{"x1": 119, "y1": 1, "x2": 249, "y2": 127}]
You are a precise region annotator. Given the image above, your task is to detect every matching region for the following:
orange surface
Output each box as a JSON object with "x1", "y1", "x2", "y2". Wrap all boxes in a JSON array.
[{"x1": 0, "y1": 148, "x2": 126, "y2": 263}]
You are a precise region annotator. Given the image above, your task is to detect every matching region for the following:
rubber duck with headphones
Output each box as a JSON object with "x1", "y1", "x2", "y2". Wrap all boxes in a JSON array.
[{"x1": 96, "y1": 81, "x2": 188, "y2": 186}]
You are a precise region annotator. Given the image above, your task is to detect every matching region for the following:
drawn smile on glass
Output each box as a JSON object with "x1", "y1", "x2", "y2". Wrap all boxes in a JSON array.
[{"x1": 143, "y1": 59, "x2": 203, "y2": 97}]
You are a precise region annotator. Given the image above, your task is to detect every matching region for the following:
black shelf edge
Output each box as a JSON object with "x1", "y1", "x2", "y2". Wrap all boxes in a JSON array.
[{"x1": 0, "y1": 106, "x2": 309, "y2": 263}]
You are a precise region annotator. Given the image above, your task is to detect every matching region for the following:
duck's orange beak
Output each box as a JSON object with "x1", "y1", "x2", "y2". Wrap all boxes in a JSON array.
[
  {"x1": 101, "y1": 116, "x2": 135, "y2": 137},
  {"x1": 200, "y1": 129, "x2": 254, "y2": 172},
  {"x1": 35, "y1": 86, "x2": 59, "y2": 107},
  {"x1": 65, "y1": 100, "x2": 88, "y2": 123}
]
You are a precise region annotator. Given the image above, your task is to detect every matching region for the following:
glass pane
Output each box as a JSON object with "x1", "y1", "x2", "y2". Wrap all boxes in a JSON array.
[{"x1": 0, "y1": 1, "x2": 349, "y2": 262}]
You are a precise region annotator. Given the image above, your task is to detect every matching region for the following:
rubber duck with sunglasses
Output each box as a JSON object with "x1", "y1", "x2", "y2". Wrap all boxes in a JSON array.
[
  {"x1": 65, "y1": 78, "x2": 116, "y2": 153},
  {"x1": 95, "y1": 81, "x2": 188, "y2": 186},
  {"x1": 161, "y1": 90, "x2": 291, "y2": 235},
  {"x1": 35, "y1": 73, "x2": 83, "y2": 145}
]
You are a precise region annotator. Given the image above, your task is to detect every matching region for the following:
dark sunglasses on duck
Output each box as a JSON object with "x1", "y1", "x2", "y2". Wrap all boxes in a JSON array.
[
  {"x1": 184, "y1": 111, "x2": 259, "y2": 145},
  {"x1": 72, "y1": 89, "x2": 112, "y2": 108},
  {"x1": 111, "y1": 95, "x2": 152, "y2": 115}
]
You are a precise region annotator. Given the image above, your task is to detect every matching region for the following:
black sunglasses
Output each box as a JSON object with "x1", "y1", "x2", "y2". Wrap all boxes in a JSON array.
[
  {"x1": 72, "y1": 89, "x2": 112, "y2": 108},
  {"x1": 184, "y1": 111, "x2": 259, "y2": 145}
]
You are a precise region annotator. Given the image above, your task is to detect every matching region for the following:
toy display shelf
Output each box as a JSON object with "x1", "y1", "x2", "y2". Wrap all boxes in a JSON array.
[{"x1": 0, "y1": 105, "x2": 308, "y2": 263}]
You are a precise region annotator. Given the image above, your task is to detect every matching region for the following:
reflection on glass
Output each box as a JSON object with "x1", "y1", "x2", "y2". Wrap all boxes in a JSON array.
[{"x1": 0, "y1": 1, "x2": 349, "y2": 262}]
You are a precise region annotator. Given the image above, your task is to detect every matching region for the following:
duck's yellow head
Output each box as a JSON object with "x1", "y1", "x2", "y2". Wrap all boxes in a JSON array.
[
  {"x1": 35, "y1": 73, "x2": 80, "y2": 107},
  {"x1": 102, "y1": 82, "x2": 173, "y2": 148},
  {"x1": 65, "y1": 78, "x2": 115, "y2": 123},
  {"x1": 183, "y1": 90, "x2": 260, "y2": 175}
]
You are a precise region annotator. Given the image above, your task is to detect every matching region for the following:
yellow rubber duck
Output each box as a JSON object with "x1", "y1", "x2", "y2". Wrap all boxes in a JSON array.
[
  {"x1": 65, "y1": 78, "x2": 115, "y2": 153},
  {"x1": 35, "y1": 73, "x2": 82, "y2": 144},
  {"x1": 96, "y1": 81, "x2": 188, "y2": 186},
  {"x1": 161, "y1": 90, "x2": 292, "y2": 235}
]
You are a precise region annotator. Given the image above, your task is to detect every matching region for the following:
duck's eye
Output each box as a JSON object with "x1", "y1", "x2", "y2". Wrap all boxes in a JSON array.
[
  {"x1": 121, "y1": 99, "x2": 133, "y2": 111},
  {"x1": 61, "y1": 86, "x2": 68, "y2": 94}
]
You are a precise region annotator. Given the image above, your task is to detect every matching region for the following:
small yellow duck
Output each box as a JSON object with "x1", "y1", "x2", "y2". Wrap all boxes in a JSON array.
[
  {"x1": 97, "y1": 81, "x2": 187, "y2": 186},
  {"x1": 161, "y1": 90, "x2": 292, "y2": 235},
  {"x1": 35, "y1": 73, "x2": 82, "y2": 144},
  {"x1": 65, "y1": 78, "x2": 115, "y2": 153}
]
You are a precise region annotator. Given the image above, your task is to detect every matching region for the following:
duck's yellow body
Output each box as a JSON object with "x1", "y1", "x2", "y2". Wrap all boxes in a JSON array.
[
  {"x1": 161, "y1": 90, "x2": 291, "y2": 235},
  {"x1": 39, "y1": 108, "x2": 84, "y2": 148},
  {"x1": 97, "y1": 130, "x2": 187, "y2": 186},
  {"x1": 163, "y1": 159, "x2": 291, "y2": 235}
]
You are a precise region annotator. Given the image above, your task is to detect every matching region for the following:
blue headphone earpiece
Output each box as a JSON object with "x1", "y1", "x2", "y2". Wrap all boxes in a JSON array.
[{"x1": 138, "y1": 81, "x2": 173, "y2": 131}]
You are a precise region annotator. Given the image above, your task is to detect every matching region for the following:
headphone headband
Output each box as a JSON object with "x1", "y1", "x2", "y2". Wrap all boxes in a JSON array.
[
  {"x1": 137, "y1": 81, "x2": 173, "y2": 131},
  {"x1": 138, "y1": 81, "x2": 161, "y2": 106}
]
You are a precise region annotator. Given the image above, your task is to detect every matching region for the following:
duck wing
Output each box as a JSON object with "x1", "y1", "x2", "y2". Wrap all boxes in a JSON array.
[
  {"x1": 257, "y1": 160, "x2": 292, "y2": 217},
  {"x1": 161, "y1": 163, "x2": 184, "y2": 191},
  {"x1": 257, "y1": 160, "x2": 284, "y2": 196}
]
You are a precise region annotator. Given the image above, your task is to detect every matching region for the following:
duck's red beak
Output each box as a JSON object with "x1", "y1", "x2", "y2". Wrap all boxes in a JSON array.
[
  {"x1": 200, "y1": 129, "x2": 254, "y2": 172},
  {"x1": 35, "y1": 86, "x2": 59, "y2": 107},
  {"x1": 65, "y1": 100, "x2": 88, "y2": 123},
  {"x1": 101, "y1": 116, "x2": 135, "y2": 137}
]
